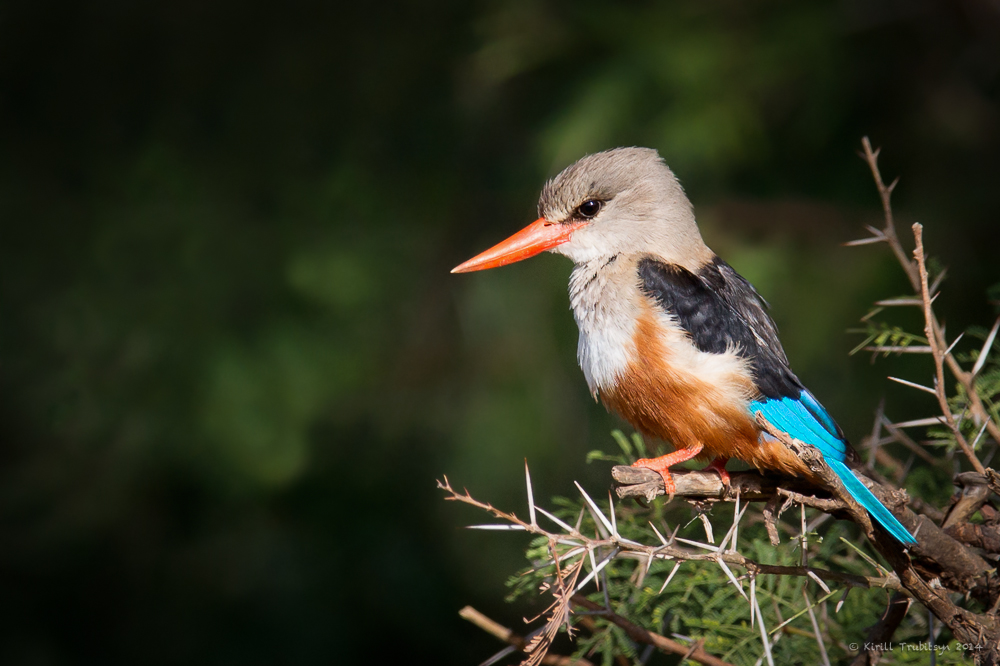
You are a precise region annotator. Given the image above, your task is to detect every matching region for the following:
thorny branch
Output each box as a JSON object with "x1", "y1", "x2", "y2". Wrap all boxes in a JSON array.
[
  {"x1": 442, "y1": 443, "x2": 999, "y2": 665},
  {"x1": 844, "y1": 138, "x2": 1000, "y2": 662},
  {"x1": 610, "y1": 465, "x2": 820, "y2": 503},
  {"x1": 437, "y1": 475, "x2": 901, "y2": 594},
  {"x1": 857, "y1": 137, "x2": 999, "y2": 468},
  {"x1": 438, "y1": 464, "x2": 905, "y2": 666},
  {"x1": 858, "y1": 137, "x2": 918, "y2": 289},
  {"x1": 458, "y1": 606, "x2": 596, "y2": 666},
  {"x1": 913, "y1": 223, "x2": 986, "y2": 474}
]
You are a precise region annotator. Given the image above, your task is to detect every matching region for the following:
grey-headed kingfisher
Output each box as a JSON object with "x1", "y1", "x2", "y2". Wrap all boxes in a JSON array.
[{"x1": 452, "y1": 147, "x2": 916, "y2": 544}]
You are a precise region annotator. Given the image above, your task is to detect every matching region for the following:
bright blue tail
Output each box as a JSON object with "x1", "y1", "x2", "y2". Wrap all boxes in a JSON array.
[
  {"x1": 751, "y1": 393, "x2": 917, "y2": 545},
  {"x1": 827, "y1": 459, "x2": 917, "y2": 544}
]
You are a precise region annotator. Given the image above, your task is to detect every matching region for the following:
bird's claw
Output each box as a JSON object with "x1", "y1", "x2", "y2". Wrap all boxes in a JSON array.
[
  {"x1": 631, "y1": 446, "x2": 705, "y2": 501},
  {"x1": 631, "y1": 457, "x2": 678, "y2": 499},
  {"x1": 702, "y1": 457, "x2": 731, "y2": 490}
]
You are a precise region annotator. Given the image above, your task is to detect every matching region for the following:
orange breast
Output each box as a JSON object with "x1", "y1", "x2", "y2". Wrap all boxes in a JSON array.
[{"x1": 600, "y1": 311, "x2": 813, "y2": 478}]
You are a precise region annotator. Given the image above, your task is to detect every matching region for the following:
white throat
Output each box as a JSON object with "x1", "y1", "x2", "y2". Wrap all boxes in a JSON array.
[{"x1": 567, "y1": 255, "x2": 641, "y2": 395}]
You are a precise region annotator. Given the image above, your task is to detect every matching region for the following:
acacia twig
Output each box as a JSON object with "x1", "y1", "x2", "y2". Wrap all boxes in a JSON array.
[
  {"x1": 610, "y1": 439, "x2": 996, "y2": 602},
  {"x1": 859, "y1": 137, "x2": 999, "y2": 465},
  {"x1": 859, "y1": 137, "x2": 919, "y2": 289},
  {"x1": 611, "y1": 467, "x2": 817, "y2": 502},
  {"x1": 438, "y1": 476, "x2": 900, "y2": 593},
  {"x1": 943, "y1": 473, "x2": 992, "y2": 529},
  {"x1": 459, "y1": 606, "x2": 595, "y2": 666},
  {"x1": 912, "y1": 223, "x2": 986, "y2": 474}
]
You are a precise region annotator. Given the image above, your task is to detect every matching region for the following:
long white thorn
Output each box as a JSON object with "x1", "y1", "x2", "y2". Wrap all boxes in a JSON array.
[
  {"x1": 659, "y1": 562, "x2": 681, "y2": 594},
  {"x1": 873, "y1": 297, "x2": 923, "y2": 306},
  {"x1": 534, "y1": 505, "x2": 573, "y2": 533},
  {"x1": 800, "y1": 503, "x2": 808, "y2": 567},
  {"x1": 807, "y1": 570, "x2": 832, "y2": 595},
  {"x1": 575, "y1": 548, "x2": 618, "y2": 593},
  {"x1": 750, "y1": 576, "x2": 757, "y2": 629},
  {"x1": 717, "y1": 558, "x2": 747, "y2": 600},
  {"x1": 972, "y1": 420, "x2": 991, "y2": 450},
  {"x1": 973, "y1": 317, "x2": 1000, "y2": 377},
  {"x1": 589, "y1": 547, "x2": 599, "y2": 590},
  {"x1": 575, "y1": 482, "x2": 614, "y2": 536},
  {"x1": 524, "y1": 460, "x2": 536, "y2": 527},
  {"x1": 891, "y1": 416, "x2": 946, "y2": 428},
  {"x1": 719, "y1": 503, "x2": 749, "y2": 553},
  {"x1": 804, "y1": 589, "x2": 832, "y2": 666},
  {"x1": 888, "y1": 376, "x2": 937, "y2": 395},
  {"x1": 608, "y1": 491, "x2": 618, "y2": 539},
  {"x1": 674, "y1": 536, "x2": 718, "y2": 552},
  {"x1": 844, "y1": 235, "x2": 885, "y2": 246},
  {"x1": 649, "y1": 522, "x2": 669, "y2": 546},
  {"x1": 944, "y1": 331, "x2": 965, "y2": 356},
  {"x1": 699, "y1": 513, "x2": 715, "y2": 544},
  {"x1": 865, "y1": 345, "x2": 933, "y2": 354},
  {"x1": 732, "y1": 493, "x2": 741, "y2": 553},
  {"x1": 754, "y1": 594, "x2": 775, "y2": 666}
]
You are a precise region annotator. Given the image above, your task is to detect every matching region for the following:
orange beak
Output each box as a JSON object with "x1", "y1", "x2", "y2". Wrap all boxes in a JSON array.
[{"x1": 451, "y1": 218, "x2": 586, "y2": 273}]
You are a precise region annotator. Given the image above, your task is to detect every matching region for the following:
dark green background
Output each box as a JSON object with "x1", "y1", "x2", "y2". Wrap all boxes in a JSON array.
[{"x1": 2, "y1": 1, "x2": 999, "y2": 663}]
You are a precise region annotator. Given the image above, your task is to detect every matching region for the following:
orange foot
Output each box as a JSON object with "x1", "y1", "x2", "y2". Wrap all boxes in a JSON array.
[
  {"x1": 631, "y1": 444, "x2": 704, "y2": 496},
  {"x1": 702, "y1": 457, "x2": 731, "y2": 488}
]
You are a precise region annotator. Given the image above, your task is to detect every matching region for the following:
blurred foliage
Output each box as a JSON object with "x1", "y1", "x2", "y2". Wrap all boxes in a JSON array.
[{"x1": 1, "y1": 0, "x2": 1000, "y2": 664}]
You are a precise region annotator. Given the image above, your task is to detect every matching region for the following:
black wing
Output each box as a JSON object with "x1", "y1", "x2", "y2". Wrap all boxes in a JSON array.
[
  {"x1": 637, "y1": 255, "x2": 800, "y2": 400},
  {"x1": 637, "y1": 255, "x2": 853, "y2": 457}
]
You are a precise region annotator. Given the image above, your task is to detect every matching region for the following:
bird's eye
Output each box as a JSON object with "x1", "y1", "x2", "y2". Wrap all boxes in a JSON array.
[{"x1": 576, "y1": 199, "x2": 602, "y2": 219}]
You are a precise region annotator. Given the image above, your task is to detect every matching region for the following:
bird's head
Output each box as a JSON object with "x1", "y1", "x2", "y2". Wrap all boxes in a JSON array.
[{"x1": 452, "y1": 147, "x2": 710, "y2": 273}]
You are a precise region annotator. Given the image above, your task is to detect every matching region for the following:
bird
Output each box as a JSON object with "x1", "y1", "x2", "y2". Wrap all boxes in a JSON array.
[{"x1": 452, "y1": 147, "x2": 916, "y2": 545}]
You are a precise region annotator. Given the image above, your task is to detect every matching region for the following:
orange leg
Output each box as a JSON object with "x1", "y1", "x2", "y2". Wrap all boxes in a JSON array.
[
  {"x1": 631, "y1": 444, "x2": 704, "y2": 496},
  {"x1": 702, "y1": 457, "x2": 731, "y2": 488}
]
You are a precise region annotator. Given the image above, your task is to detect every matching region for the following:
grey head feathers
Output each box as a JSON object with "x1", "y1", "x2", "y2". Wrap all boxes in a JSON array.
[
  {"x1": 538, "y1": 147, "x2": 672, "y2": 220},
  {"x1": 537, "y1": 147, "x2": 713, "y2": 269}
]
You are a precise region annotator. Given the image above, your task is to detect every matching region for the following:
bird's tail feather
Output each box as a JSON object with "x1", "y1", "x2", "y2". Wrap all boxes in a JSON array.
[{"x1": 826, "y1": 459, "x2": 917, "y2": 544}]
